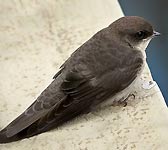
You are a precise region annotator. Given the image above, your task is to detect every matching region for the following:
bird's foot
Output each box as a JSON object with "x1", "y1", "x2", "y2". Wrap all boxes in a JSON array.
[
  {"x1": 126, "y1": 93, "x2": 135, "y2": 100},
  {"x1": 115, "y1": 94, "x2": 135, "y2": 107},
  {"x1": 119, "y1": 100, "x2": 128, "y2": 107}
]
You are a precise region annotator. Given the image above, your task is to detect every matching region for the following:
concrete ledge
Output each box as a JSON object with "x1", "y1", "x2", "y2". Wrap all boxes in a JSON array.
[{"x1": 0, "y1": 0, "x2": 168, "y2": 149}]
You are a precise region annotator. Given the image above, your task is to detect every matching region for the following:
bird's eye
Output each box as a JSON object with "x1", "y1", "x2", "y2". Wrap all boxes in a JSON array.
[{"x1": 135, "y1": 31, "x2": 147, "y2": 40}]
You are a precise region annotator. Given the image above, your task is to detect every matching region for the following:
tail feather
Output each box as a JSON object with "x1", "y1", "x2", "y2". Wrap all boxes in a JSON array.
[
  {"x1": 0, "y1": 128, "x2": 20, "y2": 144},
  {"x1": 0, "y1": 120, "x2": 45, "y2": 144},
  {"x1": 0, "y1": 98, "x2": 89, "y2": 144}
]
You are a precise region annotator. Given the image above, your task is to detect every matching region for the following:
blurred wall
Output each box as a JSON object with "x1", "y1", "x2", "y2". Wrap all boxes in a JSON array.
[{"x1": 119, "y1": 0, "x2": 168, "y2": 105}]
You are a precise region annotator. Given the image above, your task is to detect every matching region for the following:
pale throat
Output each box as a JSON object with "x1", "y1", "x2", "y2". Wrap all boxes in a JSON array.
[{"x1": 135, "y1": 38, "x2": 152, "y2": 51}]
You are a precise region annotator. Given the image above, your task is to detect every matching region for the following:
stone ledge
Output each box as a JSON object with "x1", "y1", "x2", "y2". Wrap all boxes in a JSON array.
[{"x1": 0, "y1": 0, "x2": 167, "y2": 149}]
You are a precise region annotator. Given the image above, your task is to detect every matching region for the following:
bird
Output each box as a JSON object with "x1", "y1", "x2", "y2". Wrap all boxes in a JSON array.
[{"x1": 0, "y1": 16, "x2": 160, "y2": 143}]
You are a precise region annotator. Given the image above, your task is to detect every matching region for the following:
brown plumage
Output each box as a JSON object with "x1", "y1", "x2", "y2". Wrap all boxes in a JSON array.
[{"x1": 0, "y1": 16, "x2": 159, "y2": 143}]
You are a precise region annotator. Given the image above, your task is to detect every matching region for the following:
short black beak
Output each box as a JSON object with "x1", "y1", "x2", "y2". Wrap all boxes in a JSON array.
[{"x1": 153, "y1": 31, "x2": 161, "y2": 37}]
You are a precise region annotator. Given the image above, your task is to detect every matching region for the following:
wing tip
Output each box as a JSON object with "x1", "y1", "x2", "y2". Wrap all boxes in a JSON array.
[
  {"x1": 0, "y1": 128, "x2": 20, "y2": 144},
  {"x1": 0, "y1": 129, "x2": 12, "y2": 144}
]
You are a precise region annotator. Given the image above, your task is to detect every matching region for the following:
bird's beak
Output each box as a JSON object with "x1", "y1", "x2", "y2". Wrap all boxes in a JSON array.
[{"x1": 153, "y1": 31, "x2": 161, "y2": 37}]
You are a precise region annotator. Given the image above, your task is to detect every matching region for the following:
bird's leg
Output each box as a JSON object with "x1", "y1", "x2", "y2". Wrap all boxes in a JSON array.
[
  {"x1": 114, "y1": 99, "x2": 127, "y2": 107},
  {"x1": 115, "y1": 94, "x2": 135, "y2": 107},
  {"x1": 127, "y1": 93, "x2": 135, "y2": 99}
]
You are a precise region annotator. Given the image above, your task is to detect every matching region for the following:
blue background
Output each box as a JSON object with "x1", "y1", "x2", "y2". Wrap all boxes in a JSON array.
[{"x1": 118, "y1": 0, "x2": 168, "y2": 105}]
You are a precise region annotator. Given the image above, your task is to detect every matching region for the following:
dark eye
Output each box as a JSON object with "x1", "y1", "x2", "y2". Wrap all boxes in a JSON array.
[{"x1": 135, "y1": 31, "x2": 147, "y2": 40}]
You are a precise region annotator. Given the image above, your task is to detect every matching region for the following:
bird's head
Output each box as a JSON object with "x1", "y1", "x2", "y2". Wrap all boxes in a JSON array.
[{"x1": 109, "y1": 16, "x2": 160, "y2": 51}]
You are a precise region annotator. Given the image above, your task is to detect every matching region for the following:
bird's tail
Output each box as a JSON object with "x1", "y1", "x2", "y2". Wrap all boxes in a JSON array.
[
  {"x1": 0, "y1": 123, "x2": 36, "y2": 144},
  {"x1": 0, "y1": 128, "x2": 21, "y2": 144},
  {"x1": 0, "y1": 80, "x2": 64, "y2": 144},
  {"x1": 0, "y1": 111, "x2": 60, "y2": 144}
]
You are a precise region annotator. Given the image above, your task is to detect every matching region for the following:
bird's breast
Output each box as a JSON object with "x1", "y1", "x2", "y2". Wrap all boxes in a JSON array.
[{"x1": 97, "y1": 57, "x2": 145, "y2": 108}]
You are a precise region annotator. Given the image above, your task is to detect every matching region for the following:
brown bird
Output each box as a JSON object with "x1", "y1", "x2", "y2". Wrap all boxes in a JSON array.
[{"x1": 0, "y1": 16, "x2": 160, "y2": 143}]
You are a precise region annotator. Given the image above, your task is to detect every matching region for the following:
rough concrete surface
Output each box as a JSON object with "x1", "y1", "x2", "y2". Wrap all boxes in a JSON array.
[{"x1": 0, "y1": 0, "x2": 168, "y2": 150}]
